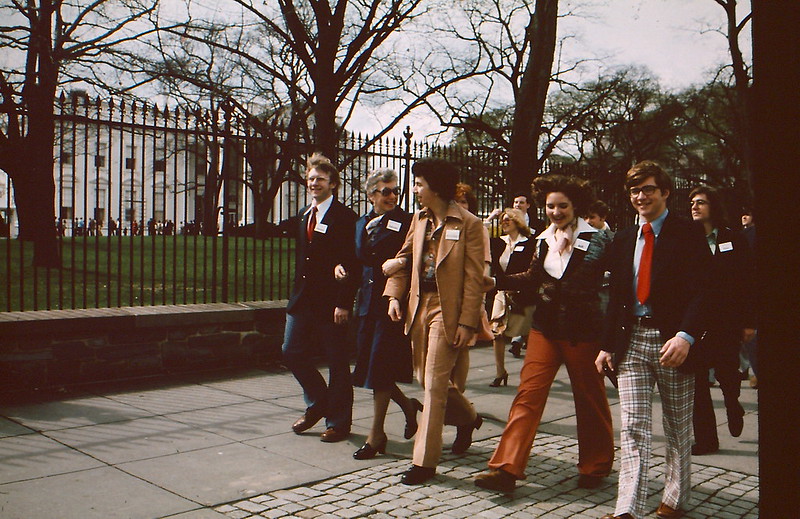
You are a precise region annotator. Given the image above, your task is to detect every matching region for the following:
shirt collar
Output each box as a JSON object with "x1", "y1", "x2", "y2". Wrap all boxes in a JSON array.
[
  {"x1": 640, "y1": 208, "x2": 669, "y2": 237},
  {"x1": 305, "y1": 194, "x2": 334, "y2": 215},
  {"x1": 536, "y1": 218, "x2": 597, "y2": 240}
]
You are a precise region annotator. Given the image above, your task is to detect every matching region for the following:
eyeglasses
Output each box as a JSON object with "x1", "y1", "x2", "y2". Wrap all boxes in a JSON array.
[
  {"x1": 628, "y1": 185, "x2": 659, "y2": 197},
  {"x1": 372, "y1": 186, "x2": 401, "y2": 197}
]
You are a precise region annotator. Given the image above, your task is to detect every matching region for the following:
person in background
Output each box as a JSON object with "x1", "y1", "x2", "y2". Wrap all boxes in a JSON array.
[
  {"x1": 383, "y1": 158, "x2": 486, "y2": 485},
  {"x1": 689, "y1": 186, "x2": 754, "y2": 455},
  {"x1": 282, "y1": 153, "x2": 359, "y2": 444},
  {"x1": 596, "y1": 161, "x2": 712, "y2": 519},
  {"x1": 334, "y1": 168, "x2": 421, "y2": 460},
  {"x1": 474, "y1": 174, "x2": 614, "y2": 494},
  {"x1": 486, "y1": 191, "x2": 543, "y2": 357},
  {"x1": 585, "y1": 200, "x2": 613, "y2": 234},
  {"x1": 740, "y1": 207, "x2": 758, "y2": 389},
  {"x1": 454, "y1": 183, "x2": 494, "y2": 346},
  {"x1": 585, "y1": 200, "x2": 614, "y2": 314},
  {"x1": 487, "y1": 208, "x2": 536, "y2": 387}
]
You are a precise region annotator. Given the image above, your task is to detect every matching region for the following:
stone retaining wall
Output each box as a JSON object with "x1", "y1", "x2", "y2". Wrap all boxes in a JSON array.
[{"x1": 0, "y1": 301, "x2": 288, "y2": 393}]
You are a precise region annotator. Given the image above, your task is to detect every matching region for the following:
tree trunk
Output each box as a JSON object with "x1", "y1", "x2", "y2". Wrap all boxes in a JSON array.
[
  {"x1": 507, "y1": 0, "x2": 558, "y2": 196},
  {"x1": 16, "y1": 81, "x2": 60, "y2": 267}
]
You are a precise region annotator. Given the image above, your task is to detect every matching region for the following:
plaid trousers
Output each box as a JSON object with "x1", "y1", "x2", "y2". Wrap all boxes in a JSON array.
[{"x1": 614, "y1": 324, "x2": 695, "y2": 518}]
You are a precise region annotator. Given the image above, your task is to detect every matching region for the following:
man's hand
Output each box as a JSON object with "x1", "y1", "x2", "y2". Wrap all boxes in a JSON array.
[
  {"x1": 382, "y1": 257, "x2": 406, "y2": 277},
  {"x1": 595, "y1": 351, "x2": 614, "y2": 375},
  {"x1": 482, "y1": 275, "x2": 496, "y2": 292},
  {"x1": 333, "y1": 307, "x2": 350, "y2": 325},
  {"x1": 388, "y1": 298, "x2": 403, "y2": 322},
  {"x1": 660, "y1": 335, "x2": 691, "y2": 367},
  {"x1": 334, "y1": 264, "x2": 348, "y2": 282},
  {"x1": 742, "y1": 328, "x2": 756, "y2": 343},
  {"x1": 453, "y1": 324, "x2": 475, "y2": 349}
]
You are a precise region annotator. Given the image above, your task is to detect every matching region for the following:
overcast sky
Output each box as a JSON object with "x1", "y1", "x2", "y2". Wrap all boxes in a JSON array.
[
  {"x1": 561, "y1": 0, "x2": 751, "y2": 89},
  {"x1": 357, "y1": 0, "x2": 752, "y2": 138}
]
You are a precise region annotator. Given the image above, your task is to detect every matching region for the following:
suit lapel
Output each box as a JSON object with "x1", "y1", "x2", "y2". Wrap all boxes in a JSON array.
[{"x1": 436, "y1": 220, "x2": 459, "y2": 267}]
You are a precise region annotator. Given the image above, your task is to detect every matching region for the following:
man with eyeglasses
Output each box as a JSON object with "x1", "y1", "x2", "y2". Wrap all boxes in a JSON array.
[
  {"x1": 595, "y1": 161, "x2": 712, "y2": 519},
  {"x1": 282, "y1": 153, "x2": 359, "y2": 444}
]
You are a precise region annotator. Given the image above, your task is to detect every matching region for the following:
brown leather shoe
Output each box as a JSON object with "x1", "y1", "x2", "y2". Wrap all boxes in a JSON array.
[
  {"x1": 474, "y1": 468, "x2": 516, "y2": 493},
  {"x1": 599, "y1": 514, "x2": 633, "y2": 519},
  {"x1": 656, "y1": 503, "x2": 685, "y2": 519},
  {"x1": 291, "y1": 407, "x2": 324, "y2": 434},
  {"x1": 320, "y1": 427, "x2": 350, "y2": 443}
]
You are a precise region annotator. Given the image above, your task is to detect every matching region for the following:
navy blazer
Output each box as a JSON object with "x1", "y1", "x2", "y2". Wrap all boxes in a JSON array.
[
  {"x1": 497, "y1": 228, "x2": 611, "y2": 343},
  {"x1": 354, "y1": 206, "x2": 412, "y2": 318},
  {"x1": 287, "y1": 199, "x2": 360, "y2": 314},
  {"x1": 708, "y1": 226, "x2": 756, "y2": 332},
  {"x1": 602, "y1": 212, "x2": 713, "y2": 366}
]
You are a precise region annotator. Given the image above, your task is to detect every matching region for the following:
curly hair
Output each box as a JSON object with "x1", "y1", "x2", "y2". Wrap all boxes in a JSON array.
[
  {"x1": 412, "y1": 158, "x2": 459, "y2": 201},
  {"x1": 531, "y1": 174, "x2": 596, "y2": 217}
]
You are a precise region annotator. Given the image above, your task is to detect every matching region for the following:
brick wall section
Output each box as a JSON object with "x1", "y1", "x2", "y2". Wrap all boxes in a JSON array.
[{"x1": 0, "y1": 301, "x2": 288, "y2": 393}]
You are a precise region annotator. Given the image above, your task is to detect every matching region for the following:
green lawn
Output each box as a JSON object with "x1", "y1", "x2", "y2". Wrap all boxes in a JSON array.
[{"x1": 0, "y1": 236, "x2": 296, "y2": 312}]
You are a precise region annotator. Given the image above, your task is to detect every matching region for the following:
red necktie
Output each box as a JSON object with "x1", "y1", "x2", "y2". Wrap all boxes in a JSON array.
[
  {"x1": 637, "y1": 222, "x2": 654, "y2": 304},
  {"x1": 306, "y1": 206, "x2": 317, "y2": 242}
]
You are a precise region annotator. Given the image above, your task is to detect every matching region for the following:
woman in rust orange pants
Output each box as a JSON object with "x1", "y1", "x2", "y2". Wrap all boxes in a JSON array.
[{"x1": 474, "y1": 174, "x2": 614, "y2": 493}]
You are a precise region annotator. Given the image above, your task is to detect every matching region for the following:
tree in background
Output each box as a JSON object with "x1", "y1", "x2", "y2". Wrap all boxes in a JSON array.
[{"x1": 0, "y1": 0, "x2": 162, "y2": 266}]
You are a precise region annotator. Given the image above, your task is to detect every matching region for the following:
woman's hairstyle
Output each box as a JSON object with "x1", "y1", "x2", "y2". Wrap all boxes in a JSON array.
[
  {"x1": 455, "y1": 182, "x2": 478, "y2": 213},
  {"x1": 531, "y1": 174, "x2": 596, "y2": 217},
  {"x1": 689, "y1": 184, "x2": 729, "y2": 229},
  {"x1": 412, "y1": 157, "x2": 459, "y2": 201},
  {"x1": 306, "y1": 152, "x2": 340, "y2": 188},
  {"x1": 624, "y1": 160, "x2": 673, "y2": 194},
  {"x1": 502, "y1": 208, "x2": 531, "y2": 237},
  {"x1": 365, "y1": 168, "x2": 398, "y2": 194}
]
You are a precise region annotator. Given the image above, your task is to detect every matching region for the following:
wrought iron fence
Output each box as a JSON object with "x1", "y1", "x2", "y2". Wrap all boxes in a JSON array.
[
  {"x1": 0, "y1": 94, "x2": 510, "y2": 312},
  {"x1": 0, "y1": 94, "x2": 698, "y2": 312}
]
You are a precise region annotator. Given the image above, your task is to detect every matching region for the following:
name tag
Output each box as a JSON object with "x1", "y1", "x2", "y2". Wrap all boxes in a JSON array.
[
  {"x1": 445, "y1": 229, "x2": 460, "y2": 241},
  {"x1": 513, "y1": 245, "x2": 525, "y2": 252},
  {"x1": 387, "y1": 219, "x2": 402, "y2": 232},
  {"x1": 718, "y1": 241, "x2": 733, "y2": 252},
  {"x1": 574, "y1": 238, "x2": 590, "y2": 251},
  {"x1": 314, "y1": 222, "x2": 328, "y2": 234}
]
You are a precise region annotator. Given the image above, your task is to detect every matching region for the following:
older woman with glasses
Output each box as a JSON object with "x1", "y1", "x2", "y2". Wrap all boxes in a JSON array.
[{"x1": 335, "y1": 168, "x2": 421, "y2": 460}]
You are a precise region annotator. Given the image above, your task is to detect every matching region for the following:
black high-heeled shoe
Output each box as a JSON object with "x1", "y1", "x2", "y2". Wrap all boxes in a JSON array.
[
  {"x1": 353, "y1": 435, "x2": 388, "y2": 460},
  {"x1": 404, "y1": 398, "x2": 423, "y2": 440},
  {"x1": 489, "y1": 372, "x2": 508, "y2": 387}
]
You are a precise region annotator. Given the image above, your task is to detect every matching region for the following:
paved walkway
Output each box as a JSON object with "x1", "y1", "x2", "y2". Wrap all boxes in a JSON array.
[{"x1": 0, "y1": 345, "x2": 758, "y2": 518}]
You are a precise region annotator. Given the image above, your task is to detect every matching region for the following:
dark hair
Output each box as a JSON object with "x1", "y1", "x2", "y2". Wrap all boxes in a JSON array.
[
  {"x1": 412, "y1": 158, "x2": 459, "y2": 201},
  {"x1": 531, "y1": 174, "x2": 596, "y2": 217},
  {"x1": 689, "y1": 185, "x2": 729, "y2": 229},
  {"x1": 587, "y1": 200, "x2": 610, "y2": 218},
  {"x1": 306, "y1": 152, "x2": 340, "y2": 188},
  {"x1": 455, "y1": 183, "x2": 478, "y2": 213},
  {"x1": 625, "y1": 160, "x2": 673, "y2": 195},
  {"x1": 511, "y1": 191, "x2": 531, "y2": 205}
]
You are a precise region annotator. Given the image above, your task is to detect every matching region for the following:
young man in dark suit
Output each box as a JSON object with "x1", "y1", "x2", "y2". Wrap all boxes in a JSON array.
[
  {"x1": 595, "y1": 161, "x2": 713, "y2": 519},
  {"x1": 282, "y1": 153, "x2": 359, "y2": 443},
  {"x1": 688, "y1": 185, "x2": 755, "y2": 455}
]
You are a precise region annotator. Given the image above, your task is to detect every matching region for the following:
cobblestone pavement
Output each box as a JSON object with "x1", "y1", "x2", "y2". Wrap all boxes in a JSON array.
[{"x1": 212, "y1": 433, "x2": 759, "y2": 519}]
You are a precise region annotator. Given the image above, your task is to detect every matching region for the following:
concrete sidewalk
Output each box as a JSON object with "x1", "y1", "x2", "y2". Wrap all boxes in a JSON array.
[{"x1": 0, "y1": 345, "x2": 758, "y2": 518}]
